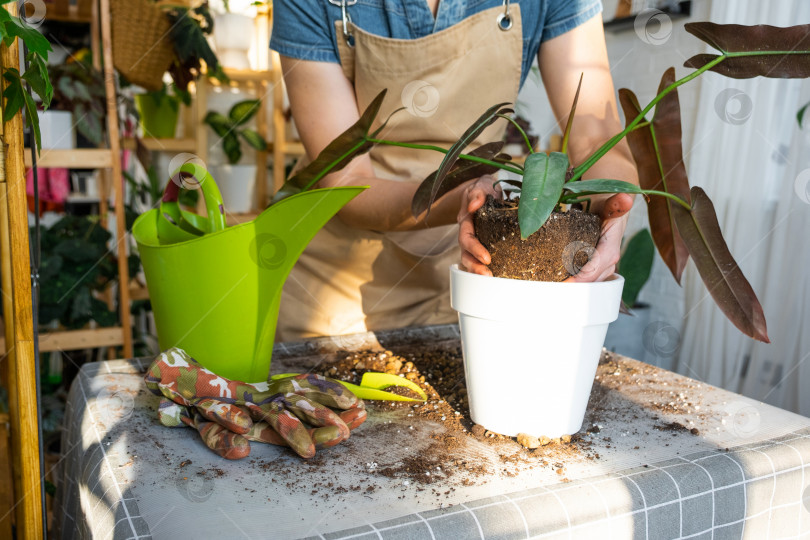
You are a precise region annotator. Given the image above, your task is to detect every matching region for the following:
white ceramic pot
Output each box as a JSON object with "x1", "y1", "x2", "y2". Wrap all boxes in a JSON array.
[
  {"x1": 211, "y1": 164, "x2": 256, "y2": 214},
  {"x1": 39, "y1": 110, "x2": 75, "y2": 149},
  {"x1": 213, "y1": 13, "x2": 255, "y2": 70},
  {"x1": 450, "y1": 264, "x2": 624, "y2": 438}
]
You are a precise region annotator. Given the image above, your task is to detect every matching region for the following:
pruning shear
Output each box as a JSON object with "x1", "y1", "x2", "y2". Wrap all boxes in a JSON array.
[{"x1": 271, "y1": 371, "x2": 427, "y2": 402}]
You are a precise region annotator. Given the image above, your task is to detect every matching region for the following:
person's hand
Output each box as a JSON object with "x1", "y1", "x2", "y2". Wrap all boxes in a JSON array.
[
  {"x1": 145, "y1": 348, "x2": 366, "y2": 459},
  {"x1": 564, "y1": 193, "x2": 633, "y2": 283},
  {"x1": 458, "y1": 175, "x2": 500, "y2": 276}
]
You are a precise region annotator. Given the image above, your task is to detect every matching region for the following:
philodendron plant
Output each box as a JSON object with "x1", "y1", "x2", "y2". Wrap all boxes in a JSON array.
[
  {"x1": 204, "y1": 99, "x2": 268, "y2": 164},
  {"x1": 275, "y1": 22, "x2": 810, "y2": 344}
]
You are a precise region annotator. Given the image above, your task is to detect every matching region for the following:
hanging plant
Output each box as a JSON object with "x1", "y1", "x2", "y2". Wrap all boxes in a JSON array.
[{"x1": 0, "y1": 0, "x2": 53, "y2": 151}]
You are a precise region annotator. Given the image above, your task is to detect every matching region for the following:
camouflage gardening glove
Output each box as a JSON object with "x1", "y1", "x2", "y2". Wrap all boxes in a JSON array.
[{"x1": 144, "y1": 348, "x2": 366, "y2": 460}]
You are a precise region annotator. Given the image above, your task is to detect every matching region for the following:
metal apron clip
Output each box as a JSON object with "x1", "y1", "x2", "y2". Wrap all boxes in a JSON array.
[
  {"x1": 497, "y1": 0, "x2": 513, "y2": 31},
  {"x1": 329, "y1": 0, "x2": 357, "y2": 47}
]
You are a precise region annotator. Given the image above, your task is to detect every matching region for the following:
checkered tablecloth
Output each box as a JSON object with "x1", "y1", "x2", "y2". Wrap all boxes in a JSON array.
[{"x1": 54, "y1": 325, "x2": 810, "y2": 539}]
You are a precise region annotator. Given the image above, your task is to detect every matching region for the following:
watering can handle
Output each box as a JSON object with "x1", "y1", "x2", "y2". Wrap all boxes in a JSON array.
[{"x1": 162, "y1": 163, "x2": 228, "y2": 233}]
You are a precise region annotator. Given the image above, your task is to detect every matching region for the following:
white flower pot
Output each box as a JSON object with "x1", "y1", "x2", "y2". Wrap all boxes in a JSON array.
[
  {"x1": 213, "y1": 13, "x2": 255, "y2": 70},
  {"x1": 39, "y1": 110, "x2": 75, "y2": 149},
  {"x1": 450, "y1": 264, "x2": 624, "y2": 438},
  {"x1": 211, "y1": 164, "x2": 256, "y2": 214}
]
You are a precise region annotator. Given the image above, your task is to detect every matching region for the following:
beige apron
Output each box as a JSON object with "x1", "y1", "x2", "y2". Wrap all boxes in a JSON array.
[{"x1": 277, "y1": 4, "x2": 523, "y2": 341}]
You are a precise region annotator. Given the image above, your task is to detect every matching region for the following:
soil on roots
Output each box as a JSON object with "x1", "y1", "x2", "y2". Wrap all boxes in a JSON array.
[{"x1": 473, "y1": 196, "x2": 601, "y2": 282}]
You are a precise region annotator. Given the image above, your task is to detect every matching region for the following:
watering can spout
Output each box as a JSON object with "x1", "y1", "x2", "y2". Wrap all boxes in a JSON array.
[{"x1": 132, "y1": 166, "x2": 366, "y2": 382}]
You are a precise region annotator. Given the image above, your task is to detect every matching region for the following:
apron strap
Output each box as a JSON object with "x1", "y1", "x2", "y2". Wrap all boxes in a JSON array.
[{"x1": 328, "y1": 0, "x2": 357, "y2": 46}]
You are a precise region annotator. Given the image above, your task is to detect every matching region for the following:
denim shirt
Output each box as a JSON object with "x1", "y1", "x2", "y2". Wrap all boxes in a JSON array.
[{"x1": 270, "y1": 0, "x2": 602, "y2": 88}]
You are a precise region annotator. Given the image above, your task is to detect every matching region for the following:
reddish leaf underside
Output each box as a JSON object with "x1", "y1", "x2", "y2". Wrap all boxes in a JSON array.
[
  {"x1": 425, "y1": 102, "x2": 513, "y2": 216},
  {"x1": 684, "y1": 22, "x2": 810, "y2": 79},
  {"x1": 619, "y1": 68, "x2": 690, "y2": 284},
  {"x1": 673, "y1": 187, "x2": 769, "y2": 343},
  {"x1": 282, "y1": 89, "x2": 388, "y2": 193},
  {"x1": 411, "y1": 141, "x2": 507, "y2": 217}
]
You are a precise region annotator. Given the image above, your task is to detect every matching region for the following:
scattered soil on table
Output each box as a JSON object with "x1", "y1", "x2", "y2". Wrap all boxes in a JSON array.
[
  {"x1": 473, "y1": 195, "x2": 601, "y2": 281},
  {"x1": 126, "y1": 344, "x2": 711, "y2": 504},
  {"x1": 316, "y1": 346, "x2": 599, "y2": 486}
]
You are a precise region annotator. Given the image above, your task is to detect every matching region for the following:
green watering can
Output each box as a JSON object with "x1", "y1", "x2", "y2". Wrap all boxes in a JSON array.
[{"x1": 132, "y1": 163, "x2": 367, "y2": 382}]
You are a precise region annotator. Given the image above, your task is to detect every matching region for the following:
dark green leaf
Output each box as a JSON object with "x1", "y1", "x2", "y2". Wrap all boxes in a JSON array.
[
  {"x1": 4, "y1": 18, "x2": 51, "y2": 58},
  {"x1": 798, "y1": 101, "x2": 809, "y2": 127},
  {"x1": 56, "y1": 76, "x2": 76, "y2": 101},
  {"x1": 684, "y1": 22, "x2": 810, "y2": 79},
  {"x1": 2, "y1": 70, "x2": 24, "y2": 122},
  {"x1": 518, "y1": 151, "x2": 567, "y2": 239},
  {"x1": 229, "y1": 99, "x2": 260, "y2": 126},
  {"x1": 561, "y1": 73, "x2": 583, "y2": 154},
  {"x1": 204, "y1": 111, "x2": 231, "y2": 138},
  {"x1": 73, "y1": 104, "x2": 104, "y2": 146},
  {"x1": 222, "y1": 132, "x2": 241, "y2": 164},
  {"x1": 411, "y1": 141, "x2": 505, "y2": 216},
  {"x1": 279, "y1": 89, "x2": 387, "y2": 197},
  {"x1": 619, "y1": 68, "x2": 691, "y2": 284},
  {"x1": 23, "y1": 52, "x2": 52, "y2": 107},
  {"x1": 672, "y1": 187, "x2": 769, "y2": 342},
  {"x1": 90, "y1": 297, "x2": 117, "y2": 327},
  {"x1": 562, "y1": 179, "x2": 645, "y2": 195},
  {"x1": 22, "y1": 85, "x2": 41, "y2": 150},
  {"x1": 239, "y1": 128, "x2": 267, "y2": 150},
  {"x1": 617, "y1": 229, "x2": 654, "y2": 307},
  {"x1": 425, "y1": 102, "x2": 513, "y2": 216}
]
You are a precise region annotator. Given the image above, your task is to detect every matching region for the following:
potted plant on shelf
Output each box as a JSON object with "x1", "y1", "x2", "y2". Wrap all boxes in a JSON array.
[
  {"x1": 46, "y1": 61, "x2": 106, "y2": 147},
  {"x1": 274, "y1": 22, "x2": 809, "y2": 438},
  {"x1": 603, "y1": 228, "x2": 655, "y2": 361},
  {"x1": 203, "y1": 99, "x2": 268, "y2": 213},
  {"x1": 134, "y1": 83, "x2": 191, "y2": 139},
  {"x1": 110, "y1": 0, "x2": 227, "y2": 92}
]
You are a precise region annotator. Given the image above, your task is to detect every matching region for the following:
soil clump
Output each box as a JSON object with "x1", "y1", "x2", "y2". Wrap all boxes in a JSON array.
[{"x1": 473, "y1": 195, "x2": 600, "y2": 281}]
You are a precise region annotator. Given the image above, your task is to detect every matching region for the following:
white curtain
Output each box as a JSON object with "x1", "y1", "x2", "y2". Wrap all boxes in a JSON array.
[{"x1": 675, "y1": 1, "x2": 810, "y2": 415}]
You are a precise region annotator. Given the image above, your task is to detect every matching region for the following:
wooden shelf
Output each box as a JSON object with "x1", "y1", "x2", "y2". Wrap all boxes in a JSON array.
[
  {"x1": 40, "y1": 0, "x2": 92, "y2": 23},
  {"x1": 269, "y1": 140, "x2": 306, "y2": 156},
  {"x1": 222, "y1": 69, "x2": 275, "y2": 82},
  {"x1": 0, "y1": 327, "x2": 125, "y2": 354},
  {"x1": 23, "y1": 149, "x2": 113, "y2": 169},
  {"x1": 225, "y1": 212, "x2": 259, "y2": 226},
  {"x1": 123, "y1": 138, "x2": 198, "y2": 153},
  {"x1": 129, "y1": 281, "x2": 150, "y2": 301}
]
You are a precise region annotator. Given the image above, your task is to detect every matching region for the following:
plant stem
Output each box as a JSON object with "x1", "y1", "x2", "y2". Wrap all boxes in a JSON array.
[
  {"x1": 300, "y1": 139, "x2": 367, "y2": 192},
  {"x1": 560, "y1": 188, "x2": 692, "y2": 210},
  {"x1": 366, "y1": 137, "x2": 525, "y2": 175},
  {"x1": 495, "y1": 114, "x2": 534, "y2": 154},
  {"x1": 569, "y1": 54, "x2": 728, "y2": 182}
]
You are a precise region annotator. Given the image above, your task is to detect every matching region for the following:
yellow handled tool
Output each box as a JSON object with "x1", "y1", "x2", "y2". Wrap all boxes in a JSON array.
[{"x1": 271, "y1": 371, "x2": 427, "y2": 402}]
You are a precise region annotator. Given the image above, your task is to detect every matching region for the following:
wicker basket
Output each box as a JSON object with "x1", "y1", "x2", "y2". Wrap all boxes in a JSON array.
[{"x1": 110, "y1": 0, "x2": 174, "y2": 91}]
